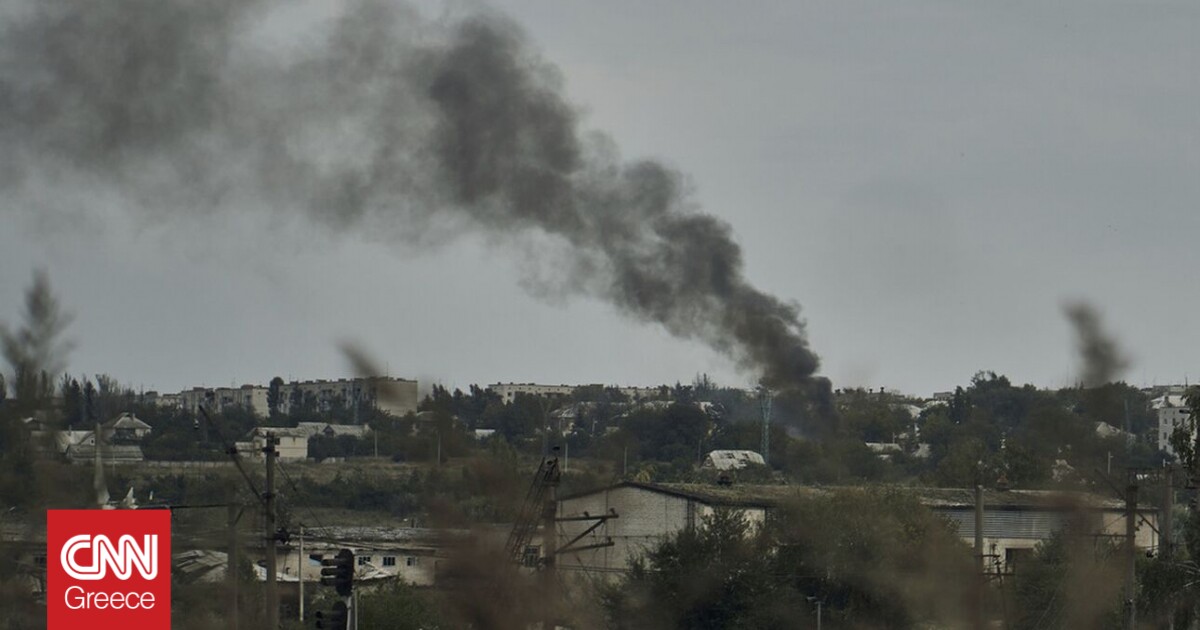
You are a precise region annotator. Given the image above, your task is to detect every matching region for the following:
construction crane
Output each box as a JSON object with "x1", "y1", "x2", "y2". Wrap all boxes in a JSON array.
[
  {"x1": 506, "y1": 455, "x2": 561, "y2": 564},
  {"x1": 506, "y1": 451, "x2": 618, "y2": 629}
]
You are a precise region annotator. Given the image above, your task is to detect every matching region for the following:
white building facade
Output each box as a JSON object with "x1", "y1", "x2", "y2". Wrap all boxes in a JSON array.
[
  {"x1": 162, "y1": 377, "x2": 419, "y2": 419},
  {"x1": 489, "y1": 383, "x2": 664, "y2": 404},
  {"x1": 1156, "y1": 393, "x2": 1194, "y2": 456}
]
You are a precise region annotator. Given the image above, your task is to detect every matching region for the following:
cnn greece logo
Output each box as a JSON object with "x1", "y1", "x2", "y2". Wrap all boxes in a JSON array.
[
  {"x1": 48, "y1": 509, "x2": 171, "y2": 630},
  {"x1": 60, "y1": 534, "x2": 158, "y2": 580}
]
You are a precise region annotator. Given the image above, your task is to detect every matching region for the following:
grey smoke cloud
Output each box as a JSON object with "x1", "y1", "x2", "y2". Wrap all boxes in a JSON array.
[
  {"x1": 0, "y1": 0, "x2": 819, "y2": 389},
  {"x1": 1063, "y1": 302, "x2": 1128, "y2": 388}
]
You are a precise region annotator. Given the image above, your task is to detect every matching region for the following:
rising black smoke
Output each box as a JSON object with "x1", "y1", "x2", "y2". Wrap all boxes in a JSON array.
[
  {"x1": 1063, "y1": 302, "x2": 1128, "y2": 388},
  {"x1": 0, "y1": 0, "x2": 819, "y2": 389}
]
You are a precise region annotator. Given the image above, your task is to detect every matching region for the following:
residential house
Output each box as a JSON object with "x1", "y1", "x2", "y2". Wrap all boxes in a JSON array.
[
  {"x1": 240, "y1": 427, "x2": 309, "y2": 461},
  {"x1": 102, "y1": 412, "x2": 152, "y2": 443},
  {"x1": 295, "y1": 422, "x2": 372, "y2": 440},
  {"x1": 267, "y1": 526, "x2": 455, "y2": 587}
]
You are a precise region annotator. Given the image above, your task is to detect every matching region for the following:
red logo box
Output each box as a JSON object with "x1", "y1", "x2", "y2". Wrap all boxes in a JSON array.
[{"x1": 47, "y1": 509, "x2": 171, "y2": 630}]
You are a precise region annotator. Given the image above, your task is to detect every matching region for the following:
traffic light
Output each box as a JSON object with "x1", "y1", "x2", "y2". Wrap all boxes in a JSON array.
[
  {"x1": 314, "y1": 600, "x2": 348, "y2": 630},
  {"x1": 320, "y1": 548, "x2": 354, "y2": 597}
]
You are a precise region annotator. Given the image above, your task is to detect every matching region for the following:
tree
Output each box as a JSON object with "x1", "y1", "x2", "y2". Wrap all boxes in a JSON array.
[
  {"x1": 60, "y1": 375, "x2": 83, "y2": 428},
  {"x1": 267, "y1": 376, "x2": 284, "y2": 418},
  {"x1": 356, "y1": 580, "x2": 444, "y2": 629},
  {"x1": 1011, "y1": 529, "x2": 1124, "y2": 628},
  {"x1": 604, "y1": 489, "x2": 975, "y2": 629}
]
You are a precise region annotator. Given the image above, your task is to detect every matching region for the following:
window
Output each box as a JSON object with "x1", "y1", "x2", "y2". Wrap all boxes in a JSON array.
[
  {"x1": 521, "y1": 546, "x2": 540, "y2": 568},
  {"x1": 358, "y1": 556, "x2": 371, "y2": 566},
  {"x1": 382, "y1": 556, "x2": 396, "y2": 567},
  {"x1": 1005, "y1": 548, "x2": 1034, "y2": 574},
  {"x1": 405, "y1": 556, "x2": 417, "y2": 567}
]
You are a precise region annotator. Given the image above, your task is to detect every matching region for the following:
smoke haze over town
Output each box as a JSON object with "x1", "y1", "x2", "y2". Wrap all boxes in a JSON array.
[{"x1": 1, "y1": 0, "x2": 1196, "y2": 396}]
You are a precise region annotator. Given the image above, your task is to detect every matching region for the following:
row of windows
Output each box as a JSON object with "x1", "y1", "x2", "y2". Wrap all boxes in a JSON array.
[{"x1": 347, "y1": 554, "x2": 416, "y2": 567}]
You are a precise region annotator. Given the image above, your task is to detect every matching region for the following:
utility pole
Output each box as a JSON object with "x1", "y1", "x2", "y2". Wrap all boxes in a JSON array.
[
  {"x1": 227, "y1": 496, "x2": 239, "y2": 630},
  {"x1": 1163, "y1": 466, "x2": 1174, "y2": 560},
  {"x1": 1125, "y1": 474, "x2": 1138, "y2": 630},
  {"x1": 974, "y1": 483, "x2": 985, "y2": 630},
  {"x1": 264, "y1": 433, "x2": 279, "y2": 630},
  {"x1": 759, "y1": 388, "x2": 773, "y2": 466},
  {"x1": 298, "y1": 525, "x2": 305, "y2": 624},
  {"x1": 543, "y1": 459, "x2": 560, "y2": 630}
]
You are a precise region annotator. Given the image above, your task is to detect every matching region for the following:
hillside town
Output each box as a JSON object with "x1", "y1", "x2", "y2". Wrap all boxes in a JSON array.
[{"x1": 2, "y1": 344, "x2": 1198, "y2": 628}]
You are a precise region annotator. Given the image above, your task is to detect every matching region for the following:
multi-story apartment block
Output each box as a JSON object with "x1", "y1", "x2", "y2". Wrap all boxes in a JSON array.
[
  {"x1": 177, "y1": 385, "x2": 271, "y2": 417},
  {"x1": 277, "y1": 377, "x2": 418, "y2": 418},
  {"x1": 161, "y1": 377, "x2": 419, "y2": 419},
  {"x1": 1156, "y1": 391, "x2": 1194, "y2": 457},
  {"x1": 488, "y1": 382, "x2": 665, "y2": 404}
]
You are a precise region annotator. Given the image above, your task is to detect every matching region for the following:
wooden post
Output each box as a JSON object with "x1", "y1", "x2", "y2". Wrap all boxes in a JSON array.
[
  {"x1": 265, "y1": 434, "x2": 279, "y2": 629},
  {"x1": 975, "y1": 483, "x2": 985, "y2": 630},
  {"x1": 1125, "y1": 477, "x2": 1138, "y2": 630},
  {"x1": 543, "y1": 462, "x2": 560, "y2": 629},
  {"x1": 1163, "y1": 467, "x2": 1174, "y2": 560},
  {"x1": 227, "y1": 498, "x2": 239, "y2": 630},
  {"x1": 298, "y1": 525, "x2": 305, "y2": 623}
]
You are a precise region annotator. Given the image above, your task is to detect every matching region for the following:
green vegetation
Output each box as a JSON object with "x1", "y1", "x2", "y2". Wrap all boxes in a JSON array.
[{"x1": 602, "y1": 489, "x2": 974, "y2": 629}]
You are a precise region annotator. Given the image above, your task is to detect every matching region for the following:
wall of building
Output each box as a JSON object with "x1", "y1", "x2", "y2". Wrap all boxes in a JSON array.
[
  {"x1": 938, "y1": 507, "x2": 1158, "y2": 574},
  {"x1": 1158, "y1": 403, "x2": 1192, "y2": 455},
  {"x1": 279, "y1": 377, "x2": 418, "y2": 418},
  {"x1": 490, "y1": 383, "x2": 666, "y2": 405},
  {"x1": 177, "y1": 385, "x2": 271, "y2": 417},
  {"x1": 275, "y1": 544, "x2": 438, "y2": 586},
  {"x1": 556, "y1": 485, "x2": 699, "y2": 575},
  {"x1": 163, "y1": 377, "x2": 418, "y2": 420},
  {"x1": 245, "y1": 433, "x2": 308, "y2": 461}
]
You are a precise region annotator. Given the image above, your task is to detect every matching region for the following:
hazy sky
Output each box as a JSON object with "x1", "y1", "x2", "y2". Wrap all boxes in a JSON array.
[{"x1": 1, "y1": 0, "x2": 1197, "y2": 397}]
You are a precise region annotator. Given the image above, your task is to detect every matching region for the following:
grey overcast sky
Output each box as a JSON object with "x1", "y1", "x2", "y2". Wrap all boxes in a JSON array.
[{"x1": 1, "y1": 0, "x2": 1197, "y2": 397}]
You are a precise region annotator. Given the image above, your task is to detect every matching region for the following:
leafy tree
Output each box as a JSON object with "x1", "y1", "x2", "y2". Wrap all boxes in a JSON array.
[
  {"x1": 1010, "y1": 529, "x2": 1123, "y2": 629},
  {"x1": 1169, "y1": 387, "x2": 1200, "y2": 476},
  {"x1": 478, "y1": 392, "x2": 547, "y2": 442},
  {"x1": 620, "y1": 403, "x2": 710, "y2": 466},
  {"x1": 604, "y1": 489, "x2": 974, "y2": 629},
  {"x1": 356, "y1": 580, "x2": 444, "y2": 629},
  {"x1": 836, "y1": 387, "x2": 911, "y2": 443},
  {"x1": 691, "y1": 373, "x2": 717, "y2": 399},
  {"x1": 60, "y1": 375, "x2": 83, "y2": 428},
  {"x1": 267, "y1": 376, "x2": 284, "y2": 418}
]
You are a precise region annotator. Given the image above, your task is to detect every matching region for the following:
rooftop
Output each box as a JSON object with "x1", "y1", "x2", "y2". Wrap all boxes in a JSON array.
[{"x1": 562, "y1": 481, "x2": 1140, "y2": 512}]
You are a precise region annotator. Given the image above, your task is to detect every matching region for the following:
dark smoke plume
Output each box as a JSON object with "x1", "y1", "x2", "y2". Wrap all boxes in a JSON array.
[
  {"x1": 1063, "y1": 302, "x2": 1128, "y2": 388},
  {"x1": 0, "y1": 0, "x2": 819, "y2": 389}
]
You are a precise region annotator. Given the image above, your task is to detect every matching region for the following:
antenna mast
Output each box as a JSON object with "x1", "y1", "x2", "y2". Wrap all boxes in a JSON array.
[{"x1": 759, "y1": 387, "x2": 773, "y2": 466}]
